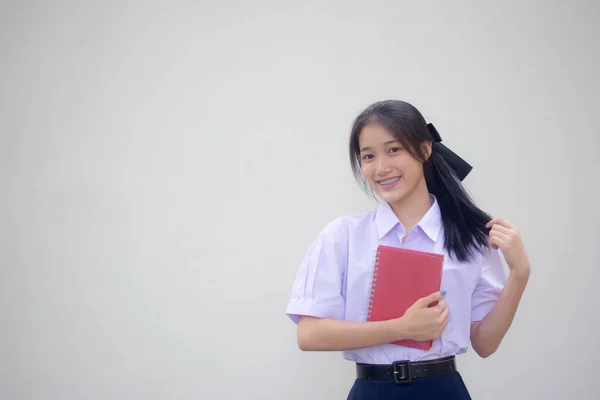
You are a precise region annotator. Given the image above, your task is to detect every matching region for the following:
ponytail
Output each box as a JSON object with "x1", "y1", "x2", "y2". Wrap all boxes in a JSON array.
[{"x1": 425, "y1": 145, "x2": 491, "y2": 262}]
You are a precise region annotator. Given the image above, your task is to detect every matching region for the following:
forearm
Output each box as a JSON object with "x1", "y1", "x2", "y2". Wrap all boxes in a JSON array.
[
  {"x1": 297, "y1": 316, "x2": 402, "y2": 351},
  {"x1": 471, "y1": 270, "x2": 529, "y2": 357}
]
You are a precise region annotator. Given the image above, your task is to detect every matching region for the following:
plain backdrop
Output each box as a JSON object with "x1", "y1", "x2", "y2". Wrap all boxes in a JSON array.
[{"x1": 1, "y1": 1, "x2": 599, "y2": 399}]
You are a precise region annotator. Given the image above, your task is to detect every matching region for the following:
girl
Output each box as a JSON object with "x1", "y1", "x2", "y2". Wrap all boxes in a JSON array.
[{"x1": 285, "y1": 100, "x2": 530, "y2": 399}]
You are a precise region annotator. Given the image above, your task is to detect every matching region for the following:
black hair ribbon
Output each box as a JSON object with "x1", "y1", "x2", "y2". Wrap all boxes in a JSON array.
[{"x1": 427, "y1": 123, "x2": 473, "y2": 181}]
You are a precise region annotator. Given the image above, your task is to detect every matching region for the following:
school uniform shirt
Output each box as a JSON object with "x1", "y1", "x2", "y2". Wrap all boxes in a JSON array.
[{"x1": 285, "y1": 194, "x2": 507, "y2": 364}]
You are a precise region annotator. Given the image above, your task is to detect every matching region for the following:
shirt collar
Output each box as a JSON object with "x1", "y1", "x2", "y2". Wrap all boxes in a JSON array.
[{"x1": 375, "y1": 194, "x2": 442, "y2": 241}]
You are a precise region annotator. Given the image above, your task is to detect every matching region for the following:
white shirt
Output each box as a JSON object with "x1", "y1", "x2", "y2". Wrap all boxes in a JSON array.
[{"x1": 286, "y1": 195, "x2": 507, "y2": 363}]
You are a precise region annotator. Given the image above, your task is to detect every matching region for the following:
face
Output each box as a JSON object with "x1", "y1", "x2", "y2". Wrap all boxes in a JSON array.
[{"x1": 358, "y1": 123, "x2": 430, "y2": 206}]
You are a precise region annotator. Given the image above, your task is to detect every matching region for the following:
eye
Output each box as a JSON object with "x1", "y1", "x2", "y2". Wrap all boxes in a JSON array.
[
  {"x1": 361, "y1": 154, "x2": 374, "y2": 160},
  {"x1": 389, "y1": 147, "x2": 403, "y2": 153}
]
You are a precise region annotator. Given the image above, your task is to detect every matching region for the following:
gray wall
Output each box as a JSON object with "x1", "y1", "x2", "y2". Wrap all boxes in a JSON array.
[{"x1": 1, "y1": 1, "x2": 598, "y2": 399}]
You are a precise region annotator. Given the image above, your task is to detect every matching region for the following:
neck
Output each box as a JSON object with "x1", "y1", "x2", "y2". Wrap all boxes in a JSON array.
[{"x1": 389, "y1": 179, "x2": 432, "y2": 232}]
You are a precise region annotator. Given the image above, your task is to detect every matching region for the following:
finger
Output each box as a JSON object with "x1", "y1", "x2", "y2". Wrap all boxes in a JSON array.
[
  {"x1": 418, "y1": 290, "x2": 445, "y2": 307},
  {"x1": 490, "y1": 224, "x2": 514, "y2": 236},
  {"x1": 490, "y1": 231, "x2": 511, "y2": 242},
  {"x1": 433, "y1": 299, "x2": 447, "y2": 314},
  {"x1": 438, "y1": 308, "x2": 449, "y2": 330},
  {"x1": 439, "y1": 305, "x2": 449, "y2": 322},
  {"x1": 489, "y1": 235, "x2": 506, "y2": 249},
  {"x1": 441, "y1": 316, "x2": 449, "y2": 331},
  {"x1": 485, "y1": 218, "x2": 497, "y2": 229},
  {"x1": 486, "y1": 217, "x2": 516, "y2": 230}
]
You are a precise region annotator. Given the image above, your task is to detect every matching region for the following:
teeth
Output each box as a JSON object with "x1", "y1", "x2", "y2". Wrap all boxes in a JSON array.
[{"x1": 380, "y1": 177, "x2": 400, "y2": 185}]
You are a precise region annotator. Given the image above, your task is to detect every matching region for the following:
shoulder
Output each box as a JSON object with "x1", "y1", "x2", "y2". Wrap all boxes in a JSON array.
[
  {"x1": 315, "y1": 210, "x2": 377, "y2": 244},
  {"x1": 302, "y1": 210, "x2": 376, "y2": 272},
  {"x1": 466, "y1": 244, "x2": 506, "y2": 277},
  {"x1": 442, "y1": 234, "x2": 503, "y2": 272},
  {"x1": 478, "y1": 245, "x2": 504, "y2": 267}
]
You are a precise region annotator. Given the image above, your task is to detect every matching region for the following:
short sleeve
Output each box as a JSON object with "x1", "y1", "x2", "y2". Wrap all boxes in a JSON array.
[
  {"x1": 470, "y1": 248, "x2": 507, "y2": 323},
  {"x1": 285, "y1": 219, "x2": 348, "y2": 325}
]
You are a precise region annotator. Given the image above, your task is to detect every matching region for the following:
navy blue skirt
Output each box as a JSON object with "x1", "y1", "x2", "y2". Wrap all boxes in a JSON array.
[{"x1": 347, "y1": 371, "x2": 472, "y2": 399}]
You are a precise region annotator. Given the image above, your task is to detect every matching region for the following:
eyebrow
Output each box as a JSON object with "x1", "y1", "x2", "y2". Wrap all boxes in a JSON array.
[{"x1": 360, "y1": 140, "x2": 402, "y2": 152}]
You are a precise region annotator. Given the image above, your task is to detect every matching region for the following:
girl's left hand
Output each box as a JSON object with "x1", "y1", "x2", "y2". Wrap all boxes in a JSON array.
[{"x1": 486, "y1": 218, "x2": 531, "y2": 277}]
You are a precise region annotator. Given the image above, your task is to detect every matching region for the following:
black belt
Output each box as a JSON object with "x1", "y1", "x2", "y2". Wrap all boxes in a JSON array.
[{"x1": 356, "y1": 356, "x2": 456, "y2": 384}]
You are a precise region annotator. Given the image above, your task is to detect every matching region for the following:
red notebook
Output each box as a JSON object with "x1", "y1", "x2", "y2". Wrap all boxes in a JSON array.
[{"x1": 367, "y1": 244, "x2": 444, "y2": 350}]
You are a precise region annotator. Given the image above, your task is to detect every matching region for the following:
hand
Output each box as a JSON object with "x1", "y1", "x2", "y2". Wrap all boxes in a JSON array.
[
  {"x1": 393, "y1": 291, "x2": 449, "y2": 342},
  {"x1": 486, "y1": 218, "x2": 531, "y2": 277}
]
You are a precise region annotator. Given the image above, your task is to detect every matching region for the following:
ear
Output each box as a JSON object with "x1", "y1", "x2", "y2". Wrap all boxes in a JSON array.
[{"x1": 420, "y1": 141, "x2": 433, "y2": 162}]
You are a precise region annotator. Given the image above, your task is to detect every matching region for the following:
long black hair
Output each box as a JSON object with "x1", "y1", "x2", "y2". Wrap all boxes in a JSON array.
[{"x1": 349, "y1": 100, "x2": 491, "y2": 262}]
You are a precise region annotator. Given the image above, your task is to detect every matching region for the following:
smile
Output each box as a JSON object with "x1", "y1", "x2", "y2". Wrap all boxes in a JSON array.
[{"x1": 378, "y1": 177, "x2": 401, "y2": 185}]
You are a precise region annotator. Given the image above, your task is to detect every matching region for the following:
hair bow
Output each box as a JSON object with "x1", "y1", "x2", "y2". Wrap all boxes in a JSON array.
[{"x1": 427, "y1": 123, "x2": 473, "y2": 181}]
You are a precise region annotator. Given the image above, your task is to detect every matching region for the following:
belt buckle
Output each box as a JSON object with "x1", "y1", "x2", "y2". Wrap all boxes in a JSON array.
[{"x1": 392, "y1": 360, "x2": 412, "y2": 384}]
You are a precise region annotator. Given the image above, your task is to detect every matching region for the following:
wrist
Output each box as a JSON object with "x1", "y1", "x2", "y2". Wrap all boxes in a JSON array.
[
  {"x1": 509, "y1": 265, "x2": 530, "y2": 281},
  {"x1": 384, "y1": 316, "x2": 409, "y2": 342},
  {"x1": 507, "y1": 269, "x2": 530, "y2": 293}
]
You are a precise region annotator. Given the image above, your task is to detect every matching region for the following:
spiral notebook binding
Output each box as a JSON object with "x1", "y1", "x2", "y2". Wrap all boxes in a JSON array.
[{"x1": 367, "y1": 249, "x2": 380, "y2": 320}]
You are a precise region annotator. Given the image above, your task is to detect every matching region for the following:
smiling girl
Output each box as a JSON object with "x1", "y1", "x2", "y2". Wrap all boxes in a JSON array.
[{"x1": 285, "y1": 100, "x2": 530, "y2": 399}]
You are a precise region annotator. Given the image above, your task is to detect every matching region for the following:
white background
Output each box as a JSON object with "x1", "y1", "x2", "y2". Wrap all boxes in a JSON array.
[{"x1": 1, "y1": 1, "x2": 599, "y2": 399}]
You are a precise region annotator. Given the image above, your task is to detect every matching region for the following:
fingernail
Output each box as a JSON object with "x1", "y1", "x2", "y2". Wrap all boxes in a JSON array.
[{"x1": 440, "y1": 290, "x2": 447, "y2": 295}]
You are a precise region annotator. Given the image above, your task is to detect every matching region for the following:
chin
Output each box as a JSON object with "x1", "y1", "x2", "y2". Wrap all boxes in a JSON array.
[{"x1": 378, "y1": 190, "x2": 408, "y2": 205}]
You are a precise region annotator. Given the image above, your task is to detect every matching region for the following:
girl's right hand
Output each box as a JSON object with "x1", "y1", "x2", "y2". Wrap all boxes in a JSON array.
[{"x1": 393, "y1": 291, "x2": 449, "y2": 341}]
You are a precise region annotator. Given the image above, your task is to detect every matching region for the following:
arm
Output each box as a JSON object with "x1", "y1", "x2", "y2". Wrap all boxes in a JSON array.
[
  {"x1": 297, "y1": 316, "x2": 402, "y2": 351},
  {"x1": 470, "y1": 218, "x2": 531, "y2": 358},
  {"x1": 297, "y1": 292, "x2": 448, "y2": 351},
  {"x1": 471, "y1": 270, "x2": 529, "y2": 357}
]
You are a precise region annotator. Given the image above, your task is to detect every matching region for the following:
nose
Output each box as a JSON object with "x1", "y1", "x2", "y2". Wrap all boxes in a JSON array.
[{"x1": 375, "y1": 157, "x2": 392, "y2": 176}]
